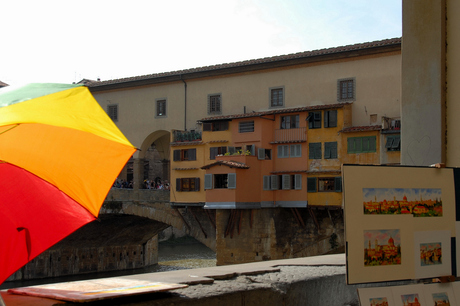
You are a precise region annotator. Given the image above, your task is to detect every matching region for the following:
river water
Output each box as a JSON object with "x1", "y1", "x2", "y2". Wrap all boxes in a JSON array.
[{"x1": 0, "y1": 238, "x2": 216, "y2": 290}]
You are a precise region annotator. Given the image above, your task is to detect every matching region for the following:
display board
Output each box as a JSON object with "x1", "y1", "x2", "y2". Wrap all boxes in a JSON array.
[{"x1": 343, "y1": 165, "x2": 458, "y2": 285}]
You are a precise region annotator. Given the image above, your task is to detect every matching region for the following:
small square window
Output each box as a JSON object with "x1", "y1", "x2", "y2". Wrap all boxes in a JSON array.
[
  {"x1": 338, "y1": 78, "x2": 355, "y2": 102},
  {"x1": 208, "y1": 94, "x2": 222, "y2": 114},
  {"x1": 156, "y1": 99, "x2": 166, "y2": 117},
  {"x1": 107, "y1": 104, "x2": 118, "y2": 121},
  {"x1": 308, "y1": 111, "x2": 322, "y2": 129},
  {"x1": 270, "y1": 87, "x2": 284, "y2": 108}
]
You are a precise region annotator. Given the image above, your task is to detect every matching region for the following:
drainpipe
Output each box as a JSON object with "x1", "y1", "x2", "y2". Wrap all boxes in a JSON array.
[{"x1": 181, "y1": 76, "x2": 187, "y2": 131}]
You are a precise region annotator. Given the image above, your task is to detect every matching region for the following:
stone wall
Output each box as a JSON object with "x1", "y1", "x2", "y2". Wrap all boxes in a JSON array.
[{"x1": 216, "y1": 208, "x2": 343, "y2": 265}]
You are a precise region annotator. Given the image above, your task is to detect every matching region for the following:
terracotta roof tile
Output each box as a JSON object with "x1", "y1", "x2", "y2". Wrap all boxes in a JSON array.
[
  {"x1": 306, "y1": 170, "x2": 341, "y2": 174},
  {"x1": 207, "y1": 140, "x2": 229, "y2": 143},
  {"x1": 201, "y1": 160, "x2": 249, "y2": 170},
  {"x1": 200, "y1": 103, "x2": 351, "y2": 122},
  {"x1": 87, "y1": 38, "x2": 401, "y2": 88},
  {"x1": 340, "y1": 125, "x2": 381, "y2": 133},
  {"x1": 172, "y1": 167, "x2": 199, "y2": 171},
  {"x1": 271, "y1": 170, "x2": 308, "y2": 174}
]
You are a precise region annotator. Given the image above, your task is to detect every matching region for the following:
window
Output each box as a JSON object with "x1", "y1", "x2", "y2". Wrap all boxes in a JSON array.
[
  {"x1": 258, "y1": 148, "x2": 272, "y2": 160},
  {"x1": 205, "y1": 173, "x2": 236, "y2": 189},
  {"x1": 290, "y1": 144, "x2": 301, "y2": 157},
  {"x1": 239, "y1": 121, "x2": 254, "y2": 133},
  {"x1": 307, "y1": 177, "x2": 317, "y2": 192},
  {"x1": 263, "y1": 174, "x2": 301, "y2": 190},
  {"x1": 308, "y1": 177, "x2": 341, "y2": 192},
  {"x1": 278, "y1": 144, "x2": 301, "y2": 158},
  {"x1": 173, "y1": 148, "x2": 197, "y2": 161},
  {"x1": 270, "y1": 87, "x2": 284, "y2": 107},
  {"x1": 280, "y1": 115, "x2": 299, "y2": 129},
  {"x1": 210, "y1": 146, "x2": 227, "y2": 159},
  {"x1": 107, "y1": 104, "x2": 118, "y2": 121},
  {"x1": 338, "y1": 78, "x2": 355, "y2": 101},
  {"x1": 175, "y1": 178, "x2": 200, "y2": 191},
  {"x1": 386, "y1": 135, "x2": 401, "y2": 151},
  {"x1": 309, "y1": 143, "x2": 322, "y2": 159},
  {"x1": 208, "y1": 94, "x2": 222, "y2": 114},
  {"x1": 203, "y1": 121, "x2": 228, "y2": 131},
  {"x1": 324, "y1": 142, "x2": 338, "y2": 159},
  {"x1": 318, "y1": 177, "x2": 342, "y2": 192},
  {"x1": 324, "y1": 110, "x2": 337, "y2": 128},
  {"x1": 347, "y1": 136, "x2": 377, "y2": 153},
  {"x1": 156, "y1": 99, "x2": 166, "y2": 117},
  {"x1": 308, "y1": 111, "x2": 321, "y2": 129}
]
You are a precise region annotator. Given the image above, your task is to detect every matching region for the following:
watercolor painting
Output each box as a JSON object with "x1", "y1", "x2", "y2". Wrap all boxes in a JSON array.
[
  {"x1": 400, "y1": 294, "x2": 421, "y2": 306},
  {"x1": 364, "y1": 229, "x2": 401, "y2": 266},
  {"x1": 369, "y1": 297, "x2": 389, "y2": 306},
  {"x1": 431, "y1": 292, "x2": 450, "y2": 306},
  {"x1": 363, "y1": 188, "x2": 442, "y2": 217},
  {"x1": 420, "y1": 242, "x2": 442, "y2": 266}
]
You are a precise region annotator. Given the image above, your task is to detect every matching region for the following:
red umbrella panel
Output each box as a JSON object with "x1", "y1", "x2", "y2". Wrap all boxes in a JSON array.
[{"x1": 0, "y1": 83, "x2": 137, "y2": 284}]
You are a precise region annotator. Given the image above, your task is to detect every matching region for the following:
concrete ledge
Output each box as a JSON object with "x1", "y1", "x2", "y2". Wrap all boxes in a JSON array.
[{"x1": 2, "y1": 254, "x2": 416, "y2": 305}]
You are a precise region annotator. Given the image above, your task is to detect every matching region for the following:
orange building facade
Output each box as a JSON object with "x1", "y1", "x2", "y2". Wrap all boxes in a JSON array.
[{"x1": 170, "y1": 103, "x2": 400, "y2": 209}]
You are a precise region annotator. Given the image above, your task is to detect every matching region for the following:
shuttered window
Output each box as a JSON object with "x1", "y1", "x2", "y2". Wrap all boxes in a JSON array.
[
  {"x1": 324, "y1": 142, "x2": 338, "y2": 159},
  {"x1": 107, "y1": 104, "x2": 118, "y2": 121},
  {"x1": 239, "y1": 121, "x2": 254, "y2": 133},
  {"x1": 204, "y1": 174, "x2": 213, "y2": 190},
  {"x1": 324, "y1": 110, "x2": 337, "y2": 128},
  {"x1": 307, "y1": 177, "x2": 317, "y2": 192},
  {"x1": 347, "y1": 137, "x2": 376, "y2": 153},
  {"x1": 309, "y1": 143, "x2": 322, "y2": 159},
  {"x1": 176, "y1": 178, "x2": 200, "y2": 191},
  {"x1": 228, "y1": 173, "x2": 236, "y2": 189},
  {"x1": 173, "y1": 148, "x2": 197, "y2": 161}
]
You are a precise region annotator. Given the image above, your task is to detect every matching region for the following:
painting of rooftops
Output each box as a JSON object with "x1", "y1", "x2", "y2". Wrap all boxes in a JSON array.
[{"x1": 363, "y1": 188, "x2": 442, "y2": 217}]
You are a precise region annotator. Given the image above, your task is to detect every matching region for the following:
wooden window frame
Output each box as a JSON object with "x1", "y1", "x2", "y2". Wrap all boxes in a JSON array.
[
  {"x1": 324, "y1": 110, "x2": 337, "y2": 128},
  {"x1": 208, "y1": 94, "x2": 222, "y2": 115},
  {"x1": 173, "y1": 148, "x2": 197, "y2": 161},
  {"x1": 386, "y1": 135, "x2": 401, "y2": 151},
  {"x1": 176, "y1": 177, "x2": 200, "y2": 192},
  {"x1": 238, "y1": 121, "x2": 255, "y2": 133},
  {"x1": 270, "y1": 87, "x2": 284, "y2": 108},
  {"x1": 280, "y1": 114, "x2": 299, "y2": 129},
  {"x1": 324, "y1": 142, "x2": 338, "y2": 159},
  {"x1": 347, "y1": 136, "x2": 377, "y2": 154},
  {"x1": 308, "y1": 111, "x2": 322, "y2": 129},
  {"x1": 107, "y1": 104, "x2": 118, "y2": 122},
  {"x1": 337, "y1": 78, "x2": 356, "y2": 102},
  {"x1": 156, "y1": 99, "x2": 167, "y2": 117},
  {"x1": 309, "y1": 142, "x2": 322, "y2": 159}
]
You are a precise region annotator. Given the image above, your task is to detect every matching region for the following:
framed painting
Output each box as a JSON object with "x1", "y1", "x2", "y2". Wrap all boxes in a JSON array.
[
  {"x1": 413, "y1": 230, "x2": 451, "y2": 279},
  {"x1": 391, "y1": 284, "x2": 427, "y2": 306},
  {"x1": 343, "y1": 165, "x2": 457, "y2": 284},
  {"x1": 422, "y1": 283, "x2": 457, "y2": 306},
  {"x1": 358, "y1": 286, "x2": 395, "y2": 306}
]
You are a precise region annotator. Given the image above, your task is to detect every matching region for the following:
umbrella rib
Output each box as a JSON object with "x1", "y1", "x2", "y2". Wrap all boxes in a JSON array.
[{"x1": 0, "y1": 124, "x2": 19, "y2": 135}]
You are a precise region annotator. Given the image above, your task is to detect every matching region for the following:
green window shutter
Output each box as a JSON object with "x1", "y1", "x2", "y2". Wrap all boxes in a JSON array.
[
  {"x1": 189, "y1": 148, "x2": 197, "y2": 160},
  {"x1": 228, "y1": 173, "x2": 236, "y2": 189},
  {"x1": 204, "y1": 174, "x2": 213, "y2": 190},
  {"x1": 307, "y1": 177, "x2": 317, "y2": 192},
  {"x1": 270, "y1": 175, "x2": 278, "y2": 190},
  {"x1": 195, "y1": 178, "x2": 200, "y2": 191},
  {"x1": 263, "y1": 176, "x2": 270, "y2": 190},
  {"x1": 315, "y1": 143, "x2": 322, "y2": 159},
  {"x1": 355, "y1": 138, "x2": 362, "y2": 153},
  {"x1": 385, "y1": 136, "x2": 394, "y2": 148},
  {"x1": 210, "y1": 147, "x2": 218, "y2": 160},
  {"x1": 295, "y1": 174, "x2": 302, "y2": 190},
  {"x1": 309, "y1": 143, "x2": 315, "y2": 159},
  {"x1": 331, "y1": 142, "x2": 337, "y2": 159},
  {"x1": 392, "y1": 136, "x2": 401, "y2": 149},
  {"x1": 176, "y1": 178, "x2": 182, "y2": 191},
  {"x1": 369, "y1": 136, "x2": 376, "y2": 152},
  {"x1": 329, "y1": 110, "x2": 337, "y2": 127},
  {"x1": 324, "y1": 111, "x2": 329, "y2": 128},
  {"x1": 347, "y1": 138, "x2": 354, "y2": 153},
  {"x1": 173, "y1": 150, "x2": 181, "y2": 161},
  {"x1": 335, "y1": 177, "x2": 342, "y2": 192},
  {"x1": 324, "y1": 143, "x2": 331, "y2": 159}
]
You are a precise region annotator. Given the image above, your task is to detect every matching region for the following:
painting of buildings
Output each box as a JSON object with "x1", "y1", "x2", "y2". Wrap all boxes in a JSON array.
[
  {"x1": 364, "y1": 229, "x2": 401, "y2": 266},
  {"x1": 420, "y1": 242, "x2": 442, "y2": 266},
  {"x1": 369, "y1": 297, "x2": 389, "y2": 306},
  {"x1": 431, "y1": 292, "x2": 450, "y2": 306},
  {"x1": 400, "y1": 294, "x2": 421, "y2": 306},
  {"x1": 363, "y1": 188, "x2": 442, "y2": 217}
]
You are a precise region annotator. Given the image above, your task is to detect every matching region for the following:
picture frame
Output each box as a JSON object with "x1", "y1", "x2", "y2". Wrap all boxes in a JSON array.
[{"x1": 343, "y1": 165, "x2": 457, "y2": 284}]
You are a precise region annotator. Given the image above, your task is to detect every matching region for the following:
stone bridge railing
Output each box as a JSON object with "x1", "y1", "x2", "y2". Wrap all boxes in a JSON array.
[{"x1": 105, "y1": 188, "x2": 170, "y2": 203}]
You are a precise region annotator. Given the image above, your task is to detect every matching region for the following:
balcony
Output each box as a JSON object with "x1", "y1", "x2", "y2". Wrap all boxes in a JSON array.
[{"x1": 273, "y1": 127, "x2": 307, "y2": 143}]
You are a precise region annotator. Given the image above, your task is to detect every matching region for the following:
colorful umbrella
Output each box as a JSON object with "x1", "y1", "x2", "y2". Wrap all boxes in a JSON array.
[{"x1": 0, "y1": 83, "x2": 136, "y2": 284}]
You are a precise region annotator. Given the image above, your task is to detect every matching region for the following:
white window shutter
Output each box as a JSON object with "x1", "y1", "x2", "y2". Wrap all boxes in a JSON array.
[
  {"x1": 258, "y1": 148, "x2": 265, "y2": 160},
  {"x1": 270, "y1": 175, "x2": 278, "y2": 190},
  {"x1": 263, "y1": 176, "x2": 270, "y2": 190},
  {"x1": 204, "y1": 174, "x2": 213, "y2": 190},
  {"x1": 228, "y1": 173, "x2": 236, "y2": 189},
  {"x1": 295, "y1": 174, "x2": 302, "y2": 190}
]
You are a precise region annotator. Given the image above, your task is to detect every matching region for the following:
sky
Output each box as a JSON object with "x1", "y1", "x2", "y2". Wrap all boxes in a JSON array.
[{"x1": 0, "y1": 0, "x2": 401, "y2": 87}]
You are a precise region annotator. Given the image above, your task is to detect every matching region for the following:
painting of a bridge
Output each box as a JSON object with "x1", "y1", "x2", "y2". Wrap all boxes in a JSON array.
[
  {"x1": 420, "y1": 242, "x2": 442, "y2": 266},
  {"x1": 363, "y1": 188, "x2": 442, "y2": 217}
]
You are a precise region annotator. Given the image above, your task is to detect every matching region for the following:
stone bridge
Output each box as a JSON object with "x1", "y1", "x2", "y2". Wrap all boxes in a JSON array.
[{"x1": 7, "y1": 189, "x2": 344, "y2": 283}]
